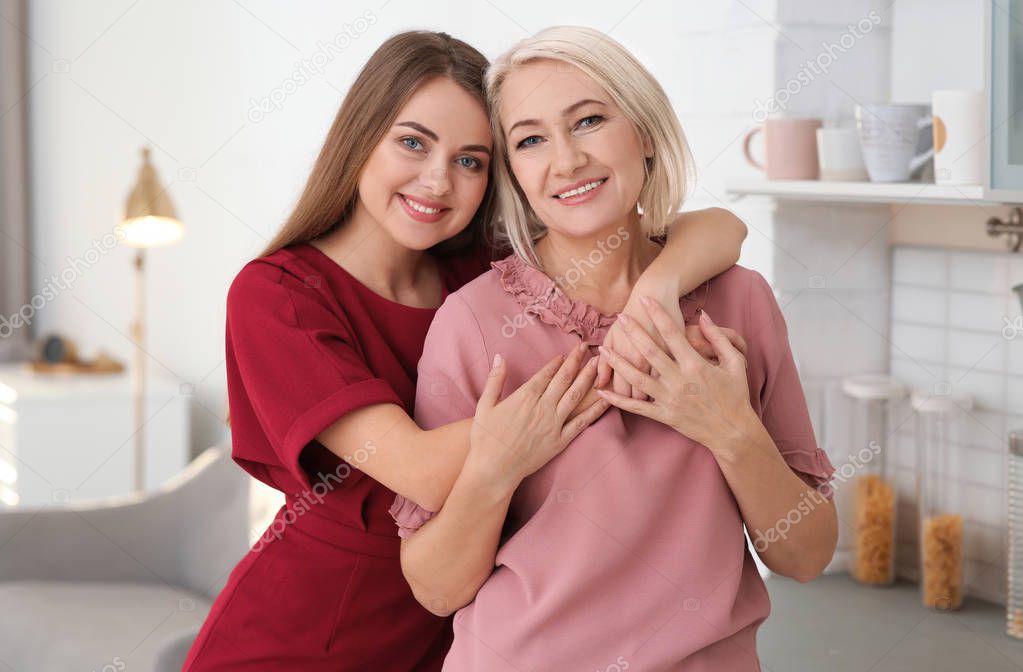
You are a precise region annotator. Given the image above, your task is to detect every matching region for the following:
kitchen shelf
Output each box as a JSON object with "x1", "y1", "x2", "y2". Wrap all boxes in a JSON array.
[{"x1": 724, "y1": 177, "x2": 993, "y2": 206}]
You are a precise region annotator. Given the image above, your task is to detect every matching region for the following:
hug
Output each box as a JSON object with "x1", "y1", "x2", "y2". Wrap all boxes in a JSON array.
[{"x1": 185, "y1": 25, "x2": 837, "y2": 672}]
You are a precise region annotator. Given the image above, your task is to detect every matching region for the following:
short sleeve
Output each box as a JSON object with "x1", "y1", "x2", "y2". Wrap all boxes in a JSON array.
[
  {"x1": 227, "y1": 262, "x2": 402, "y2": 490},
  {"x1": 388, "y1": 293, "x2": 491, "y2": 538},
  {"x1": 746, "y1": 270, "x2": 837, "y2": 500}
]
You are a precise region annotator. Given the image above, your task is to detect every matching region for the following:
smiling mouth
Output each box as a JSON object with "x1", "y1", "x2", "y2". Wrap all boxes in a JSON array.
[
  {"x1": 554, "y1": 178, "x2": 607, "y2": 199},
  {"x1": 399, "y1": 194, "x2": 448, "y2": 215}
]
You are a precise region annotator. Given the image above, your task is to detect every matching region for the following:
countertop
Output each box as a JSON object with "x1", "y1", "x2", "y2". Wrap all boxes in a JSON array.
[{"x1": 759, "y1": 573, "x2": 1023, "y2": 671}]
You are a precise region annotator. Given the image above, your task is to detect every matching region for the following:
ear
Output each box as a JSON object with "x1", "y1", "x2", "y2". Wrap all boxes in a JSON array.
[{"x1": 642, "y1": 132, "x2": 654, "y2": 159}]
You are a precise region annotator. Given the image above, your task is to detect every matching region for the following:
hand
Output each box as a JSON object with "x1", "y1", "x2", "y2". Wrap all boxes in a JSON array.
[
  {"x1": 596, "y1": 297, "x2": 755, "y2": 452},
  {"x1": 597, "y1": 285, "x2": 749, "y2": 398},
  {"x1": 467, "y1": 343, "x2": 610, "y2": 493},
  {"x1": 597, "y1": 273, "x2": 678, "y2": 400}
]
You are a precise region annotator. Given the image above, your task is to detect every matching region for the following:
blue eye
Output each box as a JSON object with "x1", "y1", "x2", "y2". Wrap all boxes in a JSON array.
[
  {"x1": 578, "y1": 115, "x2": 603, "y2": 128},
  {"x1": 457, "y1": 156, "x2": 482, "y2": 170},
  {"x1": 516, "y1": 136, "x2": 542, "y2": 149},
  {"x1": 402, "y1": 137, "x2": 423, "y2": 151}
]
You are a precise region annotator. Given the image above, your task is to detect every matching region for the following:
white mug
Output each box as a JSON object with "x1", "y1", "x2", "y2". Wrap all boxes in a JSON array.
[
  {"x1": 932, "y1": 90, "x2": 985, "y2": 185},
  {"x1": 816, "y1": 127, "x2": 868, "y2": 181},
  {"x1": 856, "y1": 103, "x2": 934, "y2": 182}
]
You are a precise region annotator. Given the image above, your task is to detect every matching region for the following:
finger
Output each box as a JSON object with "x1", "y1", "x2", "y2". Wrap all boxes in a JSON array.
[
  {"x1": 611, "y1": 359, "x2": 631, "y2": 398},
  {"x1": 522, "y1": 353, "x2": 567, "y2": 398},
  {"x1": 631, "y1": 359, "x2": 652, "y2": 401},
  {"x1": 556, "y1": 356, "x2": 599, "y2": 420},
  {"x1": 683, "y1": 326, "x2": 718, "y2": 362},
  {"x1": 541, "y1": 342, "x2": 588, "y2": 404},
  {"x1": 594, "y1": 387, "x2": 658, "y2": 420},
  {"x1": 595, "y1": 351, "x2": 611, "y2": 389},
  {"x1": 598, "y1": 346, "x2": 661, "y2": 399},
  {"x1": 698, "y1": 311, "x2": 742, "y2": 368},
  {"x1": 639, "y1": 296, "x2": 699, "y2": 364},
  {"x1": 720, "y1": 327, "x2": 749, "y2": 358},
  {"x1": 478, "y1": 353, "x2": 507, "y2": 409},
  {"x1": 617, "y1": 313, "x2": 676, "y2": 375},
  {"x1": 560, "y1": 396, "x2": 611, "y2": 444}
]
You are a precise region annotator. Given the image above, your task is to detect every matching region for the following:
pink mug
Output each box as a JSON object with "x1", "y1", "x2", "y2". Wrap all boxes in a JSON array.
[{"x1": 743, "y1": 118, "x2": 822, "y2": 180}]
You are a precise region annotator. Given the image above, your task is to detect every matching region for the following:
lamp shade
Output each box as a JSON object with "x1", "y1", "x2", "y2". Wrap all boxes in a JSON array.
[{"x1": 117, "y1": 147, "x2": 184, "y2": 248}]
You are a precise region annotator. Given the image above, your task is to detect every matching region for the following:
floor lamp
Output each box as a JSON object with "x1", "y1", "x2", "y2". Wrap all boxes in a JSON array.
[{"x1": 116, "y1": 147, "x2": 184, "y2": 493}]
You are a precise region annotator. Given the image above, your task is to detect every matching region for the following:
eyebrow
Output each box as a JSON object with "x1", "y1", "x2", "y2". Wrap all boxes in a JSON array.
[
  {"x1": 393, "y1": 121, "x2": 492, "y2": 155},
  {"x1": 506, "y1": 99, "x2": 607, "y2": 135}
]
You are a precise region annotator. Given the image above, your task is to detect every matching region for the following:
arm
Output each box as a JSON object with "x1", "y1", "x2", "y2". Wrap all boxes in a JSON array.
[
  {"x1": 396, "y1": 340, "x2": 605, "y2": 616},
  {"x1": 650, "y1": 206, "x2": 747, "y2": 296},
  {"x1": 599, "y1": 207, "x2": 748, "y2": 393},
  {"x1": 597, "y1": 279, "x2": 839, "y2": 583},
  {"x1": 713, "y1": 411, "x2": 838, "y2": 582},
  {"x1": 399, "y1": 459, "x2": 517, "y2": 616},
  {"x1": 316, "y1": 359, "x2": 602, "y2": 513},
  {"x1": 317, "y1": 406, "x2": 471, "y2": 513}
]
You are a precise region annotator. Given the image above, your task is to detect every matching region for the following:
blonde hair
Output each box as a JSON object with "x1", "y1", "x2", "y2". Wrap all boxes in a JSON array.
[{"x1": 485, "y1": 25, "x2": 696, "y2": 267}]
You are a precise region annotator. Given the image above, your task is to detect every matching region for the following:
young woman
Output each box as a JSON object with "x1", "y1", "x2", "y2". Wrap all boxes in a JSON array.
[
  {"x1": 391, "y1": 27, "x2": 839, "y2": 671},
  {"x1": 183, "y1": 31, "x2": 748, "y2": 671}
]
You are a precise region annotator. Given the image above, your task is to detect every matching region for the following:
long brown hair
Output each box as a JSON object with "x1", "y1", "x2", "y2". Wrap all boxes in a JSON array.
[{"x1": 259, "y1": 31, "x2": 496, "y2": 259}]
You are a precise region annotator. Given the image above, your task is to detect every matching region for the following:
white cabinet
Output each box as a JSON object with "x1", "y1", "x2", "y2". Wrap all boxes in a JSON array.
[{"x1": 0, "y1": 364, "x2": 190, "y2": 507}]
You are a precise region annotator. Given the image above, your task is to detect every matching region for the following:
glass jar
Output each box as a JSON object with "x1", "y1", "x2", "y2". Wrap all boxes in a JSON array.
[
  {"x1": 912, "y1": 391, "x2": 971, "y2": 611},
  {"x1": 842, "y1": 374, "x2": 906, "y2": 586},
  {"x1": 1008, "y1": 430, "x2": 1023, "y2": 637}
]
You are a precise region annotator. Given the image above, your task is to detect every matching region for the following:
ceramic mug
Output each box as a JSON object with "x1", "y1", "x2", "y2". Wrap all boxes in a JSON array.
[
  {"x1": 855, "y1": 103, "x2": 933, "y2": 182},
  {"x1": 932, "y1": 90, "x2": 985, "y2": 185},
  {"x1": 816, "y1": 126, "x2": 869, "y2": 181},
  {"x1": 743, "y1": 117, "x2": 823, "y2": 180}
]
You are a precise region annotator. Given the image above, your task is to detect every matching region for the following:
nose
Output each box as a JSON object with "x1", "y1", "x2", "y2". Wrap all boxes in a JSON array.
[
  {"x1": 419, "y1": 162, "x2": 452, "y2": 197},
  {"x1": 551, "y1": 135, "x2": 587, "y2": 177}
]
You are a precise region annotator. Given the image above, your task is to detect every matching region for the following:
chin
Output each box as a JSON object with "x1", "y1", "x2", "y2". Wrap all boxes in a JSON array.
[
  {"x1": 390, "y1": 226, "x2": 452, "y2": 251},
  {"x1": 545, "y1": 217, "x2": 617, "y2": 240}
]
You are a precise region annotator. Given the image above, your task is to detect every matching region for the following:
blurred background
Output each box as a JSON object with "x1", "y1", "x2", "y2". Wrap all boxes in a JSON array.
[{"x1": 2, "y1": 0, "x2": 1023, "y2": 670}]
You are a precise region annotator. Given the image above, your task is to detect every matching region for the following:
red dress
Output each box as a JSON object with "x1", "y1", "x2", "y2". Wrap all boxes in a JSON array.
[{"x1": 183, "y1": 242, "x2": 490, "y2": 671}]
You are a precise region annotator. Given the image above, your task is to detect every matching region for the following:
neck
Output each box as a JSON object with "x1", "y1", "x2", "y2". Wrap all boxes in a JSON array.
[
  {"x1": 535, "y1": 209, "x2": 659, "y2": 314},
  {"x1": 312, "y1": 202, "x2": 436, "y2": 303}
]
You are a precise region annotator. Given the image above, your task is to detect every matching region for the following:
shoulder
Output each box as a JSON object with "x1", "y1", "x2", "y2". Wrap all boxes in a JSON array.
[
  {"x1": 228, "y1": 246, "x2": 315, "y2": 299},
  {"x1": 226, "y1": 246, "x2": 341, "y2": 328},
  {"x1": 702, "y1": 264, "x2": 775, "y2": 313},
  {"x1": 452, "y1": 263, "x2": 509, "y2": 306},
  {"x1": 707, "y1": 264, "x2": 762, "y2": 292},
  {"x1": 431, "y1": 267, "x2": 507, "y2": 330}
]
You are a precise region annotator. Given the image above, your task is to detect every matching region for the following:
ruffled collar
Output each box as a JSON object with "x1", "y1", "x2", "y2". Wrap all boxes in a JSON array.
[{"x1": 491, "y1": 254, "x2": 710, "y2": 347}]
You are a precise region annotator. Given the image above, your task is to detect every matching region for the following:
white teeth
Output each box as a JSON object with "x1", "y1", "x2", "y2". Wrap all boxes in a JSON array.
[
  {"x1": 403, "y1": 196, "x2": 441, "y2": 214},
  {"x1": 556, "y1": 179, "x2": 606, "y2": 199}
]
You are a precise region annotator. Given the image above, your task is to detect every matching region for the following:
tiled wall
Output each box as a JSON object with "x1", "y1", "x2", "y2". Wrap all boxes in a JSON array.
[{"x1": 819, "y1": 245, "x2": 1020, "y2": 605}]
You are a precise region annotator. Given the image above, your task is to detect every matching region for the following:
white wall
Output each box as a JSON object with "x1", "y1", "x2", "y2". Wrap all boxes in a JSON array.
[{"x1": 24, "y1": 0, "x2": 815, "y2": 455}]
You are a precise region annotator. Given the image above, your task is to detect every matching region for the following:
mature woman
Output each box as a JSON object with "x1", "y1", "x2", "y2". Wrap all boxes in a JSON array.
[{"x1": 391, "y1": 26, "x2": 838, "y2": 671}]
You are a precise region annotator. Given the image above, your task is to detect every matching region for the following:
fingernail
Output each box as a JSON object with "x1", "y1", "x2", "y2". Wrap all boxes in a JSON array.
[
  {"x1": 598, "y1": 345, "x2": 610, "y2": 357},
  {"x1": 701, "y1": 310, "x2": 714, "y2": 324},
  {"x1": 640, "y1": 296, "x2": 652, "y2": 306},
  {"x1": 578, "y1": 341, "x2": 587, "y2": 352},
  {"x1": 618, "y1": 314, "x2": 631, "y2": 326},
  {"x1": 492, "y1": 353, "x2": 503, "y2": 368}
]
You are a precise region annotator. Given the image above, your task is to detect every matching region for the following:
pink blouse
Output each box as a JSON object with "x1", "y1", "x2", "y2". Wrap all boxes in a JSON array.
[{"x1": 390, "y1": 255, "x2": 836, "y2": 671}]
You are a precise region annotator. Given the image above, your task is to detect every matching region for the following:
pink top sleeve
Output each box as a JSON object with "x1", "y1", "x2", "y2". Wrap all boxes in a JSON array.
[
  {"x1": 746, "y1": 270, "x2": 837, "y2": 499},
  {"x1": 388, "y1": 294, "x2": 491, "y2": 538}
]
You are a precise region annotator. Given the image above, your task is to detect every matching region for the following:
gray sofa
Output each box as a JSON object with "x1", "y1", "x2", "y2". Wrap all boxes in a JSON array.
[{"x1": 0, "y1": 443, "x2": 260, "y2": 671}]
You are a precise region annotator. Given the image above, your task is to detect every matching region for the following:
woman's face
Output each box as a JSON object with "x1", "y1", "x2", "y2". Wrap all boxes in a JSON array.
[
  {"x1": 357, "y1": 76, "x2": 492, "y2": 250},
  {"x1": 500, "y1": 59, "x2": 650, "y2": 240}
]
